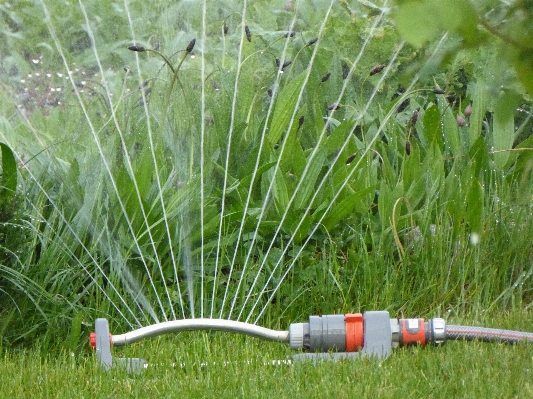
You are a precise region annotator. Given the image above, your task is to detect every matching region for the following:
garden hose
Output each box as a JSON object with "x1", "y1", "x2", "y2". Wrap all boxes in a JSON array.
[{"x1": 90, "y1": 311, "x2": 533, "y2": 372}]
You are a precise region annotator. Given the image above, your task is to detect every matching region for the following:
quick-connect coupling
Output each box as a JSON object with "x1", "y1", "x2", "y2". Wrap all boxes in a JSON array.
[
  {"x1": 289, "y1": 313, "x2": 365, "y2": 352},
  {"x1": 288, "y1": 313, "x2": 447, "y2": 356},
  {"x1": 392, "y1": 317, "x2": 446, "y2": 346}
]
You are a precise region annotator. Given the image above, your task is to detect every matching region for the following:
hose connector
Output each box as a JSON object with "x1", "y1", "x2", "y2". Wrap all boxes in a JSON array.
[
  {"x1": 289, "y1": 311, "x2": 392, "y2": 360},
  {"x1": 288, "y1": 313, "x2": 447, "y2": 361}
]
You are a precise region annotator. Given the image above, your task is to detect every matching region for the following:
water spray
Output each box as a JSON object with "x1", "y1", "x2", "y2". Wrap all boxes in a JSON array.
[{"x1": 90, "y1": 311, "x2": 533, "y2": 373}]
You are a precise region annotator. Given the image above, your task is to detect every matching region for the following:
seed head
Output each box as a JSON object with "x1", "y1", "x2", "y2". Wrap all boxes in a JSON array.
[
  {"x1": 405, "y1": 140, "x2": 411, "y2": 156},
  {"x1": 284, "y1": 31, "x2": 296, "y2": 38},
  {"x1": 341, "y1": 61, "x2": 350, "y2": 80},
  {"x1": 369, "y1": 64, "x2": 386, "y2": 76},
  {"x1": 128, "y1": 45, "x2": 146, "y2": 52},
  {"x1": 327, "y1": 103, "x2": 341, "y2": 111},
  {"x1": 397, "y1": 98, "x2": 410, "y2": 113},
  {"x1": 409, "y1": 107, "x2": 420, "y2": 126},
  {"x1": 245, "y1": 25, "x2": 252, "y2": 42},
  {"x1": 346, "y1": 154, "x2": 356, "y2": 165},
  {"x1": 433, "y1": 88, "x2": 445, "y2": 95},
  {"x1": 276, "y1": 59, "x2": 291, "y2": 70},
  {"x1": 186, "y1": 38, "x2": 196, "y2": 53},
  {"x1": 223, "y1": 23, "x2": 229, "y2": 35},
  {"x1": 298, "y1": 115, "x2": 305, "y2": 128},
  {"x1": 306, "y1": 37, "x2": 318, "y2": 46},
  {"x1": 321, "y1": 72, "x2": 331, "y2": 83}
]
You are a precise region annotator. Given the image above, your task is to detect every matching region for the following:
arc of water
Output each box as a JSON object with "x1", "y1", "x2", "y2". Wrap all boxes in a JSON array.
[
  {"x1": 232, "y1": 1, "x2": 388, "y2": 322},
  {"x1": 210, "y1": 0, "x2": 249, "y2": 319},
  {"x1": 0, "y1": 150, "x2": 145, "y2": 327},
  {"x1": 81, "y1": 0, "x2": 179, "y2": 321},
  {"x1": 0, "y1": 83, "x2": 147, "y2": 327},
  {"x1": 38, "y1": 0, "x2": 168, "y2": 325},
  {"x1": 199, "y1": 0, "x2": 207, "y2": 318},
  {"x1": 251, "y1": 34, "x2": 451, "y2": 324},
  {"x1": 218, "y1": 1, "x2": 303, "y2": 319},
  {"x1": 227, "y1": 0, "x2": 338, "y2": 320},
  {"x1": 122, "y1": 0, "x2": 190, "y2": 320}
]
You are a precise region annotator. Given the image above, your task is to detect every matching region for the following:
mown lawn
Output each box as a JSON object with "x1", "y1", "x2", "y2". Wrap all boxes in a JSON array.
[{"x1": 2, "y1": 310, "x2": 533, "y2": 398}]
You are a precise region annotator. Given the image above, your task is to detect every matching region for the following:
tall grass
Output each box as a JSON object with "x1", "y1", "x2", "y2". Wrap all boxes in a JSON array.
[{"x1": 0, "y1": 0, "x2": 532, "y2": 351}]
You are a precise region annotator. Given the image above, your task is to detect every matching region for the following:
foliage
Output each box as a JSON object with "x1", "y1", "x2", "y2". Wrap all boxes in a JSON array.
[
  {"x1": 393, "y1": 0, "x2": 533, "y2": 95},
  {"x1": 0, "y1": 0, "x2": 532, "y2": 351}
]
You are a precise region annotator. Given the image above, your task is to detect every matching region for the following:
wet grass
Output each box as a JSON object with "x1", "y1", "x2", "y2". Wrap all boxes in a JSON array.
[{"x1": 2, "y1": 310, "x2": 533, "y2": 398}]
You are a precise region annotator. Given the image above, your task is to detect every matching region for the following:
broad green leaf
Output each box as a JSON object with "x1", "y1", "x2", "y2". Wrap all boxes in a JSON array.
[
  {"x1": 403, "y1": 142, "x2": 427, "y2": 209},
  {"x1": 268, "y1": 71, "x2": 307, "y2": 145},
  {"x1": 322, "y1": 184, "x2": 377, "y2": 231},
  {"x1": 467, "y1": 81, "x2": 486, "y2": 150},
  {"x1": 513, "y1": 48, "x2": 533, "y2": 97},
  {"x1": 395, "y1": 0, "x2": 479, "y2": 48},
  {"x1": 403, "y1": 139, "x2": 421, "y2": 191},
  {"x1": 493, "y1": 90, "x2": 519, "y2": 170},
  {"x1": 394, "y1": 2, "x2": 440, "y2": 48},
  {"x1": 442, "y1": 107, "x2": 462, "y2": 157},
  {"x1": 263, "y1": 159, "x2": 289, "y2": 213},
  {"x1": 294, "y1": 147, "x2": 328, "y2": 210},
  {"x1": 468, "y1": 136, "x2": 490, "y2": 178},
  {"x1": 378, "y1": 180, "x2": 404, "y2": 232},
  {"x1": 289, "y1": 212, "x2": 312, "y2": 245},
  {"x1": 0, "y1": 142, "x2": 17, "y2": 193}
]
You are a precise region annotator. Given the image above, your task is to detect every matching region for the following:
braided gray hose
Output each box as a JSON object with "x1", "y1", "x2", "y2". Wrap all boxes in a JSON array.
[{"x1": 446, "y1": 325, "x2": 533, "y2": 344}]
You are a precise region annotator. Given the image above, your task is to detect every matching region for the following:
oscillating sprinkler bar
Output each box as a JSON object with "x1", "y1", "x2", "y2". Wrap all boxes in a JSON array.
[
  {"x1": 90, "y1": 310, "x2": 533, "y2": 372},
  {"x1": 108, "y1": 318, "x2": 289, "y2": 346}
]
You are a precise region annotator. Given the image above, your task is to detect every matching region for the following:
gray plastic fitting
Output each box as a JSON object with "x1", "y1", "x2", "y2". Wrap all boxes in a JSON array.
[{"x1": 290, "y1": 311, "x2": 393, "y2": 361}]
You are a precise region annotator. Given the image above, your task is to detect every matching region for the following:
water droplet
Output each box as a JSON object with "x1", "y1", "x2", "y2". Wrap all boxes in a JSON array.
[{"x1": 470, "y1": 232, "x2": 480, "y2": 245}]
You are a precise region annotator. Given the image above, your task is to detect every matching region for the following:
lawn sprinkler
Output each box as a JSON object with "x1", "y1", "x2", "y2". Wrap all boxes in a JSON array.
[{"x1": 90, "y1": 311, "x2": 533, "y2": 373}]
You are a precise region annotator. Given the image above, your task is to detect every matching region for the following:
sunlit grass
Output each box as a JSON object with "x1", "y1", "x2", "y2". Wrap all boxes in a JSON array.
[{"x1": 3, "y1": 310, "x2": 533, "y2": 398}]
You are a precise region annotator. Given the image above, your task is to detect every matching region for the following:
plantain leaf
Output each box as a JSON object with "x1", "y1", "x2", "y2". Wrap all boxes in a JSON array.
[
  {"x1": 267, "y1": 71, "x2": 307, "y2": 145},
  {"x1": 321, "y1": 184, "x2": 377, "y2": 231},
  {"x1": 493, "y1": 90, "x2": 519, "y2": 170},
  {"x1": 0, "y1": 142, "x2": 17, "y2": 193},
  {"x1": 423, "y1": 104, "x2": 443, "y2": 151},
  {"x1": 294, "y1": 146, "x2": 328, "y2": 210}
]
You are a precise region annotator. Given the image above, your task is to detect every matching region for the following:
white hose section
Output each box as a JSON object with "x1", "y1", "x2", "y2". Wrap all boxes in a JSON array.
[
  {"x1": 446, "y1": 325, "x2": 533, "y2": 344},
  {"x1": 111, "y1": 319, "x2": 289, "y2": 346}
]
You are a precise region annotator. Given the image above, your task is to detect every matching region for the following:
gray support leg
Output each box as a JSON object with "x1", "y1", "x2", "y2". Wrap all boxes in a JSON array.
[
  {"x1": 361, "y1": 311, "x2": 392, "y2": 358},
  {"x1": 95, "y1": 318, "x2": 113, "y2": 370}
]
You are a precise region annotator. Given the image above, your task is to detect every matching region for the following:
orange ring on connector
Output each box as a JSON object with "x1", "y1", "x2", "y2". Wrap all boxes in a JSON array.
[
  {"x1": 400, "y1": 318, "x2": 426, "y2": 346},
  {"x1": 89, "y1": 332, "x2": 112, "y2": 349},
  {"x1": 345, "y1": 313, "x2": 364, "y2": 352}
]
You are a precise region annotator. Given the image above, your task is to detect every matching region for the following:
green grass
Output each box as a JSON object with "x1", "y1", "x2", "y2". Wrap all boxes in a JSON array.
[
  {"x1": 2, "y1": 310, "x2": 533, "y2": 398},
  {"x1": 0, "y1": 5, "x2": 533, "y2": 399}
]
